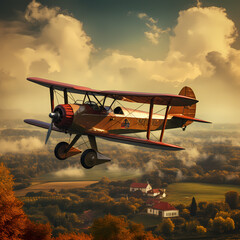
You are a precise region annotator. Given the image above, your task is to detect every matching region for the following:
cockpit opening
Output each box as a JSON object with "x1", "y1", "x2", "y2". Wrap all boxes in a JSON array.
[{"x1": 114, "y1": 106, "x2": 124, "y2": 114}]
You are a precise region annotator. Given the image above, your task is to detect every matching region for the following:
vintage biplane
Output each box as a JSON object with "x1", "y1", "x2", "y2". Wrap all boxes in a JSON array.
[{"x1": 24, "y1": 77, "x2": 210, "y2": 169}]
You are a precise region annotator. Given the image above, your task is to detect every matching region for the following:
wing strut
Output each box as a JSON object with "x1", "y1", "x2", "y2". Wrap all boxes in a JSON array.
[
  {"x1": 147, "y1": 98, "x2": 154, "y2": 140},
  {"x1": 50, "y1": 87, "x2": 54, "y2": 112},
  {"x1": 160, "y1": 104, "x2": 170, "y2": 142},
  {"x1": 64, "y1": 88, "x2": 68, "y2": 104}
]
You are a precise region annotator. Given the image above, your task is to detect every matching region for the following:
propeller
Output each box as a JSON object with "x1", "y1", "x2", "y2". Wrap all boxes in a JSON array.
[{"x1": 45, "y1": 112, "x2": 61, "y2": 144}]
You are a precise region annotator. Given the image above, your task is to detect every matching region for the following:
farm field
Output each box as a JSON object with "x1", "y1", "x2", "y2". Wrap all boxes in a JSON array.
[
  {"x1": 165, "y1": 182, "x2": 240, "y2": 205},
  {"x1": 14, "y1": 181, "x2": 98, "y2": 196}
]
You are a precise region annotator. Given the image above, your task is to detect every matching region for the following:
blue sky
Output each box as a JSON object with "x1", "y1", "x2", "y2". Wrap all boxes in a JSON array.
[{"x1": 0, "y1": 0, "x2": 240, "y2": 123}]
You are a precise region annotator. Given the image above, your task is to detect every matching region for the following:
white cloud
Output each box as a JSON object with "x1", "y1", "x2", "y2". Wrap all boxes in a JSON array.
[
  {"x1": 0, "y1": 137, "x2": 44, "y2": 154},
  {"x1": 138, "y1": 12, "x2": 169, "y2": 45}
]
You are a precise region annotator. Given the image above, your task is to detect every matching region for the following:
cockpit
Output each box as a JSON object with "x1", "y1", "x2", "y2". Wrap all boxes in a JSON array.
[{"x1": 84, "y1": 101, "x2": 124, "y2": 115}]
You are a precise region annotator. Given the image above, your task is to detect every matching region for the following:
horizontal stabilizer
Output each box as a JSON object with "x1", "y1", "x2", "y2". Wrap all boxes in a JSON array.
[
  {"x1": 86, "y1": 131, "x2": 184, "y2": 151},
  {"x1": 171, "y1": 115, "x2": 211, "y2": 123},
  {"x1": 24, "y1": 119, "x2": 64, "y2": 132}
]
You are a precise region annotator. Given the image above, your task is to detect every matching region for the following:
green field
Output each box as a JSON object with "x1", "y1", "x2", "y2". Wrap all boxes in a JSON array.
[{"x1": 165, "y1": 182, "x2": 240, "y2": 205}]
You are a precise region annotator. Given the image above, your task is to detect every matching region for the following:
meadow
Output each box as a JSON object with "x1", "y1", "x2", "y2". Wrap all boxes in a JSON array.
[{"x1": 165, "y1": 182, "x2": 240, "y2": 205}]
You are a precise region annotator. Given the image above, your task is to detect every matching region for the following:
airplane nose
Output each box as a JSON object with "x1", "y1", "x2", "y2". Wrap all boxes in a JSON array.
[{"x1": 49, "y1": 112, "x2": 60, "y2": 121}]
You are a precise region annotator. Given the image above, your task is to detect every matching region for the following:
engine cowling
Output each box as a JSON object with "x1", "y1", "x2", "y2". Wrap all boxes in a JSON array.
[{"x1": 53, "y1": 104, "x2": 74, "y2": 130}]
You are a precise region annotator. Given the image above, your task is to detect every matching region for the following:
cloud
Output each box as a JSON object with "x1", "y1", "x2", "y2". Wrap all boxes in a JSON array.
[
  {"x1": 137, "y1": 12, "x2": 169, "y2": 45},
  {"x1": 106, "y1": 163, "x2": 142, "y2": 175},
  {"x1": 25, "y1": 0, "x2": 60, "y2": 22},
  {"x1": 0, "y1": 137, "x2": 44, "y2": 154},
  {"x1": 176, "y1": 147, "x2": 208, "y2": 167},
  {"x1": 52, "y1": 166, "x2": 85, "y2": 178},
  {"x1": 0, "y1": 0, "x2": 92, "y2": 112}
]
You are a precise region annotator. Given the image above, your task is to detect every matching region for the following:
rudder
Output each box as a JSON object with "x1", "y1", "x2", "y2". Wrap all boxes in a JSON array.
[{"x1": 168, "y1": 86, "x2": 196, "y2": 127}]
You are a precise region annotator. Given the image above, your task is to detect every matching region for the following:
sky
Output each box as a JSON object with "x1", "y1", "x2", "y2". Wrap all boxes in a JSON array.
[{"x1": 1, "y1": 0, "x2": 240, "y2": 123}]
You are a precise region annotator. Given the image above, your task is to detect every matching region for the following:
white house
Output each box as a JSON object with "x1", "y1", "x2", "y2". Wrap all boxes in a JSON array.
[
  {"x1": 147, "y1": 188, "x2": 166, "y2": 198},
  {"x1": 130, "y1": 182, "x2": 152, "y2": 194},
  {"x1": 147, "y1": 201, "x2": 179, "y2": 218}
]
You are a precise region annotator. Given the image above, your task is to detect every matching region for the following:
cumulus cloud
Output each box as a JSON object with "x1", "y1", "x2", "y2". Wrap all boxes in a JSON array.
[
  {"x1": 0, "y1": 137, "x2": 44, "y2": 154},
  {"x1": 53, "y1": 166, "x2": 85, "y2": 178},
  {"x1": 0, "y1": 0, "x2": 92, "y2": 112}
]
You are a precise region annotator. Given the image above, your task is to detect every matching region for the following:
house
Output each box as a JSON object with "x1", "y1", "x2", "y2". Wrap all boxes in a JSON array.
[
  {"x1": 130, "y1": 182, "x2": 152, "y2": 194},
  {"x1": 147, "y1": 201, "x2": 179, "y2": 218},
  {"x1": 147, "y1": 188, "x2": 166, "y2": 198}
]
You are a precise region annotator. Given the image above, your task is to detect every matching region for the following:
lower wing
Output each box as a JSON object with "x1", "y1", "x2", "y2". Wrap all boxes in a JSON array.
[{"x1": 86, "y1": 130, "x2": 184, "y2": 151}]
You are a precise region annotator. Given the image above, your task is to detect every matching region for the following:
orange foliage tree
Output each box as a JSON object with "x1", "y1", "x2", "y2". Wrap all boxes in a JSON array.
[
  {"x1": 90, "y1": 214, "x2": 163, "y2": 240},
  {"x1": 0, "y1": 163, "x2": 27, "y2": 240}
]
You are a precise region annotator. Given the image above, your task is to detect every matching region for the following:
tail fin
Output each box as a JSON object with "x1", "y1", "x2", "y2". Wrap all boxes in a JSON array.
[{"x1": 169, "y1": 86, "x2": 196, "y2": 127}]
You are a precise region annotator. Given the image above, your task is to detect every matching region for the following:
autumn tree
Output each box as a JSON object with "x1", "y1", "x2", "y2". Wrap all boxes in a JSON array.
[
  {"x1": 157, "y1": 218, "x2": 175, "y2": 234},
  {"x1": 190, "y1": 197, "x2": 197, "y2": 217},
  {"x1": 225, "y1": 191, "x2": 239, "y2": 209},
  {"x1": 90, "y1": 214, "x2": 161, "y2": 240},
  {"x1": 22, "y1": 219, "x2": 52, "y2": 240},
  {"x1": 0, "y1": 163, "x2": 53, "y2": 240},
  {"x1": 0, "y1": 163, "x2": 27, "y2": 240},
  {"x1": 54, "y1": 232, "x2": 93, "y2": 240}
]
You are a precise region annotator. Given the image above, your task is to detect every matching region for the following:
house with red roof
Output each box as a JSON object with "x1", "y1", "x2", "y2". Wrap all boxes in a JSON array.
[
  {"x1": 147, "y1": 201, "x2": 179, "y2": 218},
  {"x1": 130, "y1": 182, "x2": 152, "y2": 194},
  {"x1": 147, "y1": 188, "x2": 166, "y2": 198}
]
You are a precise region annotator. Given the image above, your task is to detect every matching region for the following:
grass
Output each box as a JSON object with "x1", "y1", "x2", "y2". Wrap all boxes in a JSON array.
[
  {"x1": 14, "y1": 181, "x2": 98, "y2": 197},
  {"x1": 165, "y1": 182, "x2": 240, "y2": 205}
]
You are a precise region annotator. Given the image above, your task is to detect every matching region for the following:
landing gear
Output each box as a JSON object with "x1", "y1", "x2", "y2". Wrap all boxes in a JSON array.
[
  {"x1": 54, "y1": 140, "x2": 82, "y2": 160},
  {"x1": 54, "y1": 142, "x2": 69, "y2": 160},
  {"x1": 80, "y1": 149, "x2": 97, "y2": 169}
]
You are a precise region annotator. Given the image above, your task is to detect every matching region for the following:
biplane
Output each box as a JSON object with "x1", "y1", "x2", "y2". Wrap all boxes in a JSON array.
[{"x1": 24, "y1": 77, "x2": 210, "y2": 169}]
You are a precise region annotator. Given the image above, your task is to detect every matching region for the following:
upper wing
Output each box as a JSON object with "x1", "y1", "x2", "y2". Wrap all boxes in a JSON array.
[
  {"x1": 27, "y1": 77, "x2": 198, "y2": 106},
  {"x1": 86, "y1": 130, "x2": 184, "y2": 151}
]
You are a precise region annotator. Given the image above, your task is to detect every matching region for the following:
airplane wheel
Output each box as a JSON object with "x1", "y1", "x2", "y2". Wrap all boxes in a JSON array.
[
  {"x1": 54, "y1": 142, "x2": 69, "y2": 160},
  {"x1": 80, "y1": 149, "x2": 97, "y2": 169}
]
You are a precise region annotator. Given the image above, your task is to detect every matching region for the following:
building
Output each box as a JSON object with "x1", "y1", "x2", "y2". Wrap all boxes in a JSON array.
[
  {"x1": 147, "y1": 201, "x2": 179, "y2": 218},
  {"x1": 147, "y1": 188, "x2": 166, "y2": 198},
  {"x1": 130, "y1": 182, "x2": 152, "y2": 194}
]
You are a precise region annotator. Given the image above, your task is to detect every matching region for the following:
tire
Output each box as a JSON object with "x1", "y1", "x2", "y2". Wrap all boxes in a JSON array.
[
  {"x1": 80, "y1": 149, "x2": 97, "y2": 169},
  {"x1": 54, "y1": 142, "x2": 69, "y2": 160}
]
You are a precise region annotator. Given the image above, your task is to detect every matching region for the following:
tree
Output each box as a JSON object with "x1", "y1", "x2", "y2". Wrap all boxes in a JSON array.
[
  {"x1": 54, "y1": 233, "x2": 93, "y2": 240},
  {"x1": 190, "y1": 197, "x2": 197, "y2": 217},
  {"x1": 157, "y1": 218, "x2": 175, "y2": 234},
  {"x1": 0, "y1": 163, "x2": 27, "y2": 240},
  {"x1": 90, "y1": 214, "x2": 130, "y2": 240},
  {"x1": 90, "y1": 214, "x2": 161, "y2": 240},
  {"x1": 224, "y1": 217, "x2": 235, "y2": 232},
  {"x1": 22, "y1": 219, "x2": 52, "y2": 240},
  {"x1": 212, "y1": 216, "x2": 226, "y2": 233},
  {"x1": 196, "y1": 225, "x2": 207, "y2": 234},
  {"x1": 225, "y1": 191, "x2": 239, "y2": 209}
]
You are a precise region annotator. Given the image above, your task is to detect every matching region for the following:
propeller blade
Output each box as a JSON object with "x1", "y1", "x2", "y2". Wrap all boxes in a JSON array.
[{"x1": 45, "y1": 121, "x2": 53, "y2": 144}]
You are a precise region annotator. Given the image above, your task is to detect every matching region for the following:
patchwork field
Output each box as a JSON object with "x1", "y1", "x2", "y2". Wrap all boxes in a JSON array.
[
  {"x1": 165, "y1": 182, "x2": 240, "y2": 205},
  {"x1": 14, "y1": 181, "x2": 98, "y2": 196}
]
